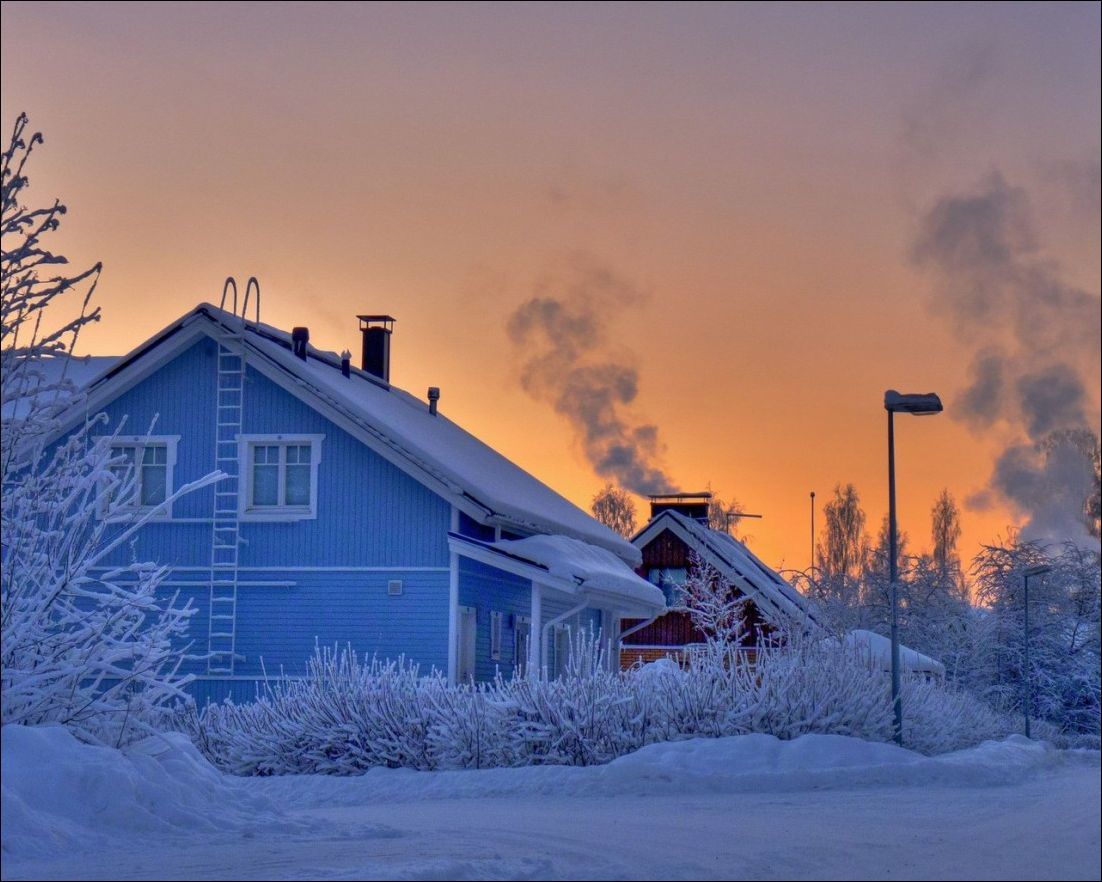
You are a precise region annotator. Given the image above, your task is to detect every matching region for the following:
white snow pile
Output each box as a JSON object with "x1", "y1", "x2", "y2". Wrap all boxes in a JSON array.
[
  {"x1": 255, "y1": 731, "x2": 1096, "y2": 810},
  {"x1": 493, "y1": 533, "x2": 666, "y2": 608},
  {"x1": 5, "y1": 720, "x2": 1093, "y2": 866},
  {"x1": 845, "y1": 629, "x2": 947, "y2": 676},
  {"x1": 0, "y1": 724, "x2": 301, "y2": 861}
]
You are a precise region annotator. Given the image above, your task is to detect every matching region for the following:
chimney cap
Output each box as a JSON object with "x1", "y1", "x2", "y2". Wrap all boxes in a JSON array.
[{"x1": 358, "y1": 315, "x2": 396, "y2": 329}]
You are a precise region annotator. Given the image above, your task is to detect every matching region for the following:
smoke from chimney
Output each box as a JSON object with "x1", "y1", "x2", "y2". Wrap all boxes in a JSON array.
[
  {"x1": 506, "y1": 256, "x2": 676, "y2": 497},
  {"x1": 911, "y1": 171, "x2": 1101, "y2": 544}
]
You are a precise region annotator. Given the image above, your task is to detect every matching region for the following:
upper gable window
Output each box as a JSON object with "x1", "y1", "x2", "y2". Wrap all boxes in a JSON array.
[
  {"x1": 102, "y1": 436, "x2": 179, "y2": 518},
  {"x1": 240, "y1": 434, "x2": 323, "y2": 520}
]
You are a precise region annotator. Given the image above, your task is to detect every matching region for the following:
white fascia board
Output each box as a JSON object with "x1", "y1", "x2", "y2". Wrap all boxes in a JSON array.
[{"x1": 447, "y1": 534, "x2": 582, "y2": 596}]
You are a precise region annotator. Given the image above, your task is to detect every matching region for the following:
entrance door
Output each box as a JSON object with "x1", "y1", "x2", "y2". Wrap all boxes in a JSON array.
[{"x1": 457, "y1": 605, "x2": 477, "y2": 684}]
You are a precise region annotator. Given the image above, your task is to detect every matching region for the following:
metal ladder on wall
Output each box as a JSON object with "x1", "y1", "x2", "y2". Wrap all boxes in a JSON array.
[{"x1": 206, "y1": 277, "x2": 260, "y2": 676}]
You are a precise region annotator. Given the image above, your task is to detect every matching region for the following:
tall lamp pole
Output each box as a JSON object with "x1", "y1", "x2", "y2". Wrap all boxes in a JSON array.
[
  {"x1": 1022, "y1": 564, "x2": 1051, "y2": 739},
  {"x1": 884, "y1": 390, "x2": 943, "y2": 746},
  {"x1": 810, "y1": 491, "x2": 816, "y2": 575}
]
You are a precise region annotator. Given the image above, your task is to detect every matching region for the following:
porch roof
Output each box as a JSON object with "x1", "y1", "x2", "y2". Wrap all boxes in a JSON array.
[{"x1": 448, "y1": 532, "x2": 666, "y2": 618}]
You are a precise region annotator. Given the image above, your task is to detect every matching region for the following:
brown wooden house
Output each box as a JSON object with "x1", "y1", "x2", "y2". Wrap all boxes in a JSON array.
[{"x1": 621, "y1": 494, "x2": 817, "y2": 669}]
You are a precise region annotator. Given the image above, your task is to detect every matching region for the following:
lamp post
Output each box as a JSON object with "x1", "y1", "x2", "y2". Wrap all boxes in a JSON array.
[
  {"x1": 810, "y1": 491, "x2": 816, "y2": 575},
  {"x1": 1022, "y1": 564, "x2": 1051, "y2": 739},
  {"x1": 884, "y1": 389, "x2": 943, "y2": 746}
]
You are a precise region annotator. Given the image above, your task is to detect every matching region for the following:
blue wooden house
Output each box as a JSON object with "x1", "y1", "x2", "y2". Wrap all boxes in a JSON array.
[{"x1": 48, "y1": 300, "x2": 665, "y2": 704}]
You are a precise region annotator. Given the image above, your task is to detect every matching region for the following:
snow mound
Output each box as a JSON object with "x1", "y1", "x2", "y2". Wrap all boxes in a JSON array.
[
  {"x1": 255, "y1": 732, "x2": 1097, "y2": 810},
  {"x1": 0, "y1": 724, "x2": 294, "y2": 860}
]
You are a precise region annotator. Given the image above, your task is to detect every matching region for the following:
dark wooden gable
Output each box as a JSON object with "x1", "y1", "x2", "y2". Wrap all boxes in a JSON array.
[{"x1": 624, "y1": 523, "x2": 771, "y2": 647}]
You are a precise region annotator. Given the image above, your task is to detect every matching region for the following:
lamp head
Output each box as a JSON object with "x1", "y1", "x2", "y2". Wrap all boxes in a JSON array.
[{"x1": 885, "y1": 390, "x2": 943, "y2": 416}]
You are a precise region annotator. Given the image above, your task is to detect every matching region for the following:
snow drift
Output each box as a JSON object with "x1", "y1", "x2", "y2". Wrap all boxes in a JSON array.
[
  {"x1": 0, "y1": 724, "x2": 293, "y2": 861},
  {"x1": 3, "y1": 721, "x2": 1095, "y2": 869}
]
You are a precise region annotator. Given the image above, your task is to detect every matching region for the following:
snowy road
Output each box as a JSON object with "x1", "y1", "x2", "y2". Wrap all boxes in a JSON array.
[
  {"x1": 5, "y1": 768, "x2": 1099, "y2": 880},
  {"x1": 3, "y1": 727, "x2": 1099, "y2": 881}
]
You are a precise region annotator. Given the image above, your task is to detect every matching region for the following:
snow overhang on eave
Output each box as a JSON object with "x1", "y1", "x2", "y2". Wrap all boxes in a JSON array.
[{"x1": 447, "y1": 532, "x2": 666, "y2": 618}]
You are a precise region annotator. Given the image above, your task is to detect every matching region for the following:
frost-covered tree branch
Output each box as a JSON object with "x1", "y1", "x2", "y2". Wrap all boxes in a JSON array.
[{"x1": 1, "y1": 113, "x2": 217, "y2": 745}]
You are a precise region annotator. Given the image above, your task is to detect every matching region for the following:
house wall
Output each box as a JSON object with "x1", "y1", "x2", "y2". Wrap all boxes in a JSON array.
[
  {"x1": 455, "y1": 556, "x2": 602, "y2": 682},
  {"x1": 83, "y1": 335, "x2": 452, "y2": 702}
]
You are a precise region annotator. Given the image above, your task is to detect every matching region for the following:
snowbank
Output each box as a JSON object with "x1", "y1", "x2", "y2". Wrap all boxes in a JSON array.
[
  {"x1": 255, "y1": 731, "x2": 1092, "y2": 809},
  {"x1": 0, "y1": 724, "x2": 293, "y2": 861},
  {"x1": 4, "y1": 722, "x2": 1095, "y2": 867}
]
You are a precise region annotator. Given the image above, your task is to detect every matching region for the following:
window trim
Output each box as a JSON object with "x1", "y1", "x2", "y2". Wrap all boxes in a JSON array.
[
  {"x1": 237, "y1": 434, "x2": 324, "y2": 522},
  {"x1": 98, "y1": 435, "x2": 180, "y2": 521}
]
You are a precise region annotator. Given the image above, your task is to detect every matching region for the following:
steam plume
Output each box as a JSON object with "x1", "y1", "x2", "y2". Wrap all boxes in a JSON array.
[
  {"x1": 912, "y1": 172, "x2": 1101, "y2": 543},
  {"x1": 506, "y1": 256, "x2": 676, "y2": 496}
]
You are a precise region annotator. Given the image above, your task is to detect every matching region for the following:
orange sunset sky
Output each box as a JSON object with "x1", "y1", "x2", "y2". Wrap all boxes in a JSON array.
[{"x1": 3, "y1": 2, "x2": 1099, "y2": 573}]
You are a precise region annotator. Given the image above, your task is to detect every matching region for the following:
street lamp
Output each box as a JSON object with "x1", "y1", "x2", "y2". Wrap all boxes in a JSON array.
[
  {"x1": 1022, "y1": 563, "x2": 1051, "y2": 739},
  {"x1": 884, "y1": 389, "x2": 943, "y2": 746},
  {"x1": 810, "y1": 491, "x2": 816, "y2": 576}
]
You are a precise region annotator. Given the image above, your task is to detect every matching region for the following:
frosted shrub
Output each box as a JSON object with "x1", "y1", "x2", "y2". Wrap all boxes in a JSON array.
[
  {"x1": 190, "y1": 628, "x2": 1013, "y2": 775},
  {"x1": 737, "y1": 636, "x2": 894, "y2": 741}
]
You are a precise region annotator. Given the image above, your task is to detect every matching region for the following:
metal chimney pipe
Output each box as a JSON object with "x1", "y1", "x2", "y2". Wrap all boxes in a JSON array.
[
  {"x1": 291, "y1": 327, "x2": 309, "y2": 360},
  {"x1": 427, "y1": 386, "x2": 440, "y2": 415},
  {"x1": 340, "y1": 349, "x2": 351, "y2": 378},
  {"x1": 358, "y1": 315, "x2": 395, "y2": 382}
]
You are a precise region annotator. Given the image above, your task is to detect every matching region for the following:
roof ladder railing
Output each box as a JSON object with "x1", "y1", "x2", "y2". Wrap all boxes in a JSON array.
[{"x1": 207, "y1": 277, "x2": 253, "y2": 676}]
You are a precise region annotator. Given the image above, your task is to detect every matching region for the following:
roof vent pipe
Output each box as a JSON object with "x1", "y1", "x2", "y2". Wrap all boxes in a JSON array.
[
  {"x1": 358, "y1": 315, "x2": 395, "y2": 382},
  {"x1": 291, "y1": 327, "x2": 309, "y2": 360},
  {"x1": 340, "y1": 349, "x2": 351, "y2": 378},
  {"x1": 427, "y1": 386, "x2": 440, "y2": 415}
]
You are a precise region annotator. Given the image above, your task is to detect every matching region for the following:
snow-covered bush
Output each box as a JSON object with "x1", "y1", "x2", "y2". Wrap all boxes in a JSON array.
[
  {"x1": 188, "y1": 628, "x2": 1014, "y2": 776},
  {"x1": 1, "y1": 114, "x2": 214, "y2": 745}
]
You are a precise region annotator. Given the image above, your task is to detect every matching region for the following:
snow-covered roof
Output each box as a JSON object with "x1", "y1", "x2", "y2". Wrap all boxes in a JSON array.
[
  {"x1": 62, "y1": 303, "x2": 638, "y2": 564},
  {"x1": 447, "y1": 532, "x2": 665, "y2": 616},
  {"x1": 844, "y1": 629, "x2": 946, "y2": 676},
  {"x1": 632, "y1": 510, "x2": 818, "y2": 628},
  {"x1": 2, "y1": 354, "x2": 119, "y2": 420},
  {"x1": 493, "y1": 534, "x2": 666, "y2": 611}
]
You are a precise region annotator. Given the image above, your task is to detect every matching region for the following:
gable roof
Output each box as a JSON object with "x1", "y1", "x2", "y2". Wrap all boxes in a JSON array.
[
  {"x1": 632, "y1": 509, "x2": 818, "y2": 628},
  {"x1": 51, "y1": 303, "x2": 640, "y2": 565}
]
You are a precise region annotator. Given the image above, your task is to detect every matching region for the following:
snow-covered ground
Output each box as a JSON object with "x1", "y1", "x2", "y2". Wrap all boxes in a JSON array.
[{"x1": 2, "y1": 724, "x2": 1099, "y2": 881}]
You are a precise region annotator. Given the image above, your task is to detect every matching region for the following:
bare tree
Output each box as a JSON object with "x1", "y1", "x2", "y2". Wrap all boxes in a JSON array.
[
  {"x1": 815, "y1": 483, "x2": 868, "y2": 596},
  {"x1": 1, "y1": 113, "x2": 216, "y2": 745},
  {"x1": 677, "y1": 550, "x2": 747, "y2": 646},
  {"x1": 706, "y1": 488, "x2": 740, "y2": 534},
  {"x1": 591, "y1": 483, "x2": 637, "y2": 537}
]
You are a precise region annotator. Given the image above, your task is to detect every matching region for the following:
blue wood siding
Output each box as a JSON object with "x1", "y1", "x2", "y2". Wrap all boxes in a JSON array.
[
  {"x1": 93, "y1": 336, "x2": 450, "y2": 569},
  {"x1": 457, "y1": 557, "x2": 602, "y2": 681},
  {"x1": 66, "y1": 333, "x2": 452, "y2": 700}
]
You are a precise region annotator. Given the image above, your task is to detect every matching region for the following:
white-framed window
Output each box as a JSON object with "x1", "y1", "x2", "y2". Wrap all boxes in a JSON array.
[
  {"x1": 490, "y1": 610, "x2": 504, "y2": 661},
  {"x1": 100, "y1": 435, "x2": 179, "y2": 518},
  {"x1": 238, "y1": 434, "x2": 323, "y2": 521}
]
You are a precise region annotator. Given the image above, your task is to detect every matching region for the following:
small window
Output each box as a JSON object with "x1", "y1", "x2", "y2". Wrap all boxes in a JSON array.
[
  {"x1": 101, "y1": 436, "x2": 178, "y2": 517},
  {"x1": 240, "y1": 435, "x2": 323, "y2": 520},
  {"x1": 490, "y1": 611, "x2": 503, "y2": 661},
  {"x1": 647, "y1": 567, "x2": 688, "y2": 606}
]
